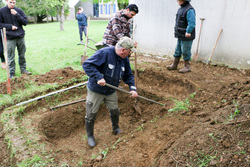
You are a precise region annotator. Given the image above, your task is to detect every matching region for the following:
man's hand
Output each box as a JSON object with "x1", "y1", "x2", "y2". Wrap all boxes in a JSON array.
[
  {"x1": 12, "y1": 25, "x2": 17, "y2": 30},
  {"x1": 185, "y1": 32, "x2": 191, "y2": 38},
  {"x1": 134, "y1": 41, "x2": 137, "y2": 48},
  {"x1": 97, "y1": 79, "x2": 106, "y2": 86},
  {"x1": 130, "y1": 90, "x2": 138, "y2": 98},
  {"x1": 10, "y1": 9, "x2": 17, "y2": 15}
]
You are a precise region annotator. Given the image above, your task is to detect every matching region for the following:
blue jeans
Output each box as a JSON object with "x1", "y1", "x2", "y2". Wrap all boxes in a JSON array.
[
  {"x1": 79, "y1": 25, "x2": 87, "y2": 41},
  {"x1": 174, "y1": 39, "x2": 193, "y2": 61}
]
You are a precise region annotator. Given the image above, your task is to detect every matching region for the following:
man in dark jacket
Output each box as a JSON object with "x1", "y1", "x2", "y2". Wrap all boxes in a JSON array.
[
  {"x1": 76, "y1": 7, "x2": 87, "y2": 44},
  {"x1": 82, "y1": 37, "x2": 138, "y2": 147},
  {"x1": 166, "y1": 0, "x2": 195, "y2": 73},
  {"x1": 0, "y1": 0, "x2": 31, "y2": 78}
]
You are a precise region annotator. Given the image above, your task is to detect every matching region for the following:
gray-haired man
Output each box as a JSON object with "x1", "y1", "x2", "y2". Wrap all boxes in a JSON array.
[{"x1": 82, "y1": 37, "x2": 138, "y2": 147}]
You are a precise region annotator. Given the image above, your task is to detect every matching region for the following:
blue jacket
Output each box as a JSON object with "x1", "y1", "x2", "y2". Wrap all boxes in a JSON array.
[
  {"x1": 76, "y1": 13, "x2": 87, "y2": 26},
  {"x1": 82, "y1": 47, "x2": 136, "y2": 95},
  {"x1": 0, "y1": 6, "x2": 27, "y2": 40}
]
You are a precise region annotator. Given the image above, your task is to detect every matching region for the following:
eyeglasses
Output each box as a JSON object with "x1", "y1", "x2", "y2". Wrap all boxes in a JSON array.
[{"x1": 125, "y1": 48, "x2": 132, "y2": 54}]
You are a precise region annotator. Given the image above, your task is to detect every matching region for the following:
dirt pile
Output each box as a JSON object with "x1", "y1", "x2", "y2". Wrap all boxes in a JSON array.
[{"x1": 0, "y1": 56, "x2": 249, "y2": 166}]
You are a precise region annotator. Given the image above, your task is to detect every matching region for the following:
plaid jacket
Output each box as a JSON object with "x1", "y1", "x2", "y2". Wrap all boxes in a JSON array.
[{"x1": 103, "y1": 10, "x2": 132, "y2": 46}]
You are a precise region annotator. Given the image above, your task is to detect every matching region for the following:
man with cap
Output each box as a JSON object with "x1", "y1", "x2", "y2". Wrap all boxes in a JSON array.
[
  {"x1": 82, "y1": 37, "x2": 138, "y2": 147},
  {"x1": 166, "y1": 0, "x2": 195, "y2": 73},
  {"x1": 102, "y1": 4, "x2": 139, "y2": 47}
]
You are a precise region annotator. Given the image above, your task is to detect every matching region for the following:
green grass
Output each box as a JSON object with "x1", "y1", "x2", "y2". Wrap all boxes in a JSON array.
[{"x1": 0, "y1": 20, "x2": 108, "y2": 83}]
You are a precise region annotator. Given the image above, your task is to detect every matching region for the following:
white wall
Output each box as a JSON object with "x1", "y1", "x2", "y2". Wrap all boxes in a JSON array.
[
  {"x1": 130, "y1": 0, "x2": 250, "y2": 69},
  {"x1": 68, "y1": 1, "x2": 93, "y2": 20}
]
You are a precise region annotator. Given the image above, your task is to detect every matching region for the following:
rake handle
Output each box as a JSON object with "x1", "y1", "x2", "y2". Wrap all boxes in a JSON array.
[{"x1": 105, "y1": 83, "x2": 165, "y2": 106}]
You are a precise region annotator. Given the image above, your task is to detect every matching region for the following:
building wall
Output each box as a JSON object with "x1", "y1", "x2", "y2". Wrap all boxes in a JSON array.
[
  {"x1": 99, "y1": 2, "x2": 118, "y2": 18},
  {"x1": 68, "y1": 1, "x2": 93, "y2": 20},
  {"x1": 130, "y1": 0, "x2": 250, "y2": 69}
]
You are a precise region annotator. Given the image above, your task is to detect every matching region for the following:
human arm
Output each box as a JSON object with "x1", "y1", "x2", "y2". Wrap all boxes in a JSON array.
[
  {"x1": 122, "y1": 58, "x2": 137, "y2": 97},
  {"x1": 12, "y1": 9, "x2": 27, "y2": 26},
  {"x1": 130, "y1": 90, "x2": 138, "y2": 98},
  {"x1": 185, "y1": 9, "x2": 195, "y2": 37},
  {"x1": 110, "y1": 16, "x2": 130, "y2": 40},
  {"x1": 76, "y1": 13, "x2": 83, "y2": 21},
  {"x1": 97, "y1": 78, "x2": 106, "y2": 86},
  {"x1": 82, "y1": 50, "x2": 107, "y2": 84},
  {"x1": 0, "y1": 10, "x2": 13, "y2": 30}
]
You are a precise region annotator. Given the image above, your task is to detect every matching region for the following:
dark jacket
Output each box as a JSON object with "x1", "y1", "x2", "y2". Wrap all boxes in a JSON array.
[
  {"x1": 0, "y1": 6, "x2": 27, "y2": 40},
  {"x1": 82, "y1": 47, "x2": 136, "y2": 95},
  {"x1": 174, "y1": 2, "x2": 195, "y2": 41},
  {"x1": 76, "y1": 12, "x2": 87, "y2": 26}
]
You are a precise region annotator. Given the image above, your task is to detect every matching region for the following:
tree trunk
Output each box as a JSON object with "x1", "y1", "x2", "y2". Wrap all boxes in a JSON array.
[
  {"x1": 33, "y1": 16, "x2": 37, "y2": 24},
  {"x1": 60, "y1": 5, "x2": 64, "y2": 31},
  {"x1": 46, "y1": 10, "x2": 49, "y2": 23}
]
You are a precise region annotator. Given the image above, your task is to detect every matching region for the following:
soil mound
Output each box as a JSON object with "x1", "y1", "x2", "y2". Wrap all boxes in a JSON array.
[{"x1": 0, "y1": 56, "x2": 249, "y2": 166}]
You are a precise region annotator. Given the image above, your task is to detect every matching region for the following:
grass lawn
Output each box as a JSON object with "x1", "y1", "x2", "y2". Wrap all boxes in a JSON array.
[{"x1": 0, "y1": 19, "x2": 108, "y2": 83}]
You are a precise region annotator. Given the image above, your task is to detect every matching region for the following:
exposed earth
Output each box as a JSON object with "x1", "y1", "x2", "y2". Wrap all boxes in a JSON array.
[{"x1": 0, "y1": 55, "x2": 249, "y2": 166}]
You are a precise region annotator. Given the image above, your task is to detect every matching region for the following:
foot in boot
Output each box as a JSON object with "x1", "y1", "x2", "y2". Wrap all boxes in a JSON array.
[
  {"x1": 166, "y1": 57, "x2": 180, "y2": 70},
  {"x1": 166, "y1": 64, "x2": 177, "y2": 70},
  {"x1": 179, "y1": 61, "x2": 191, "y2": 73},
  {"x1": 179, "y1": 66, "x2": 191, "y2": 73},
  {"x1": 87, "y1": 136, "x2": 96, "y2": 147},
  {"x1": 113, "y1": 128, "x2": 122, "y2": 135}
]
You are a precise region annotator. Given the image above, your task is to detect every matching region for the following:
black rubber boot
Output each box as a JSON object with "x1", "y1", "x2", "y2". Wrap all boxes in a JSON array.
[
  {"x1": 110, "y1": 108, "x2": 122, "y2": 135},
  {"x1": 166, "y1": 57, "x2": 180, "y2": 70},
  {"x1": 85, "y1": 118, "x2": 96, "y2": 147},
  {"x1": 179, "y1": 61, "x2": 191, "y2": 73}
]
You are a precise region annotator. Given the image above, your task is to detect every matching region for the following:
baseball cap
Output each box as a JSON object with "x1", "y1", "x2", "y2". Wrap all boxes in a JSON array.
[{"x1": 117, "y1": 37, "x2": 137, "y2": 53}]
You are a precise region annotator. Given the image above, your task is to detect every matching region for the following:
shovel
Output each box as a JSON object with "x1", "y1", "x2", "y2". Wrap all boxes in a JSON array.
[
  {"x1": 204, "y1": 29, "x2": 223, "y2": 64},
  {"x1": 1, "y1": 28, "x2": 12, "y2": 95},
  {"x1": 131, "y1": 22, "x2": 141, "y2": 114},
  {"x1": 105, "y1": 83, "x2": 165, "y2": 106}
]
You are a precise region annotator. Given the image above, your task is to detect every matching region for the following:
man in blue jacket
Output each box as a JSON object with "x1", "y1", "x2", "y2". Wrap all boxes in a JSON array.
[
  {"x1": 167, "y1": 0, "x2": 195, "y2": 73},
  {"x1": 76, "y1": 7, "x2": 87, "y2": 44},
  {"x1": 82, "y1": 37, "x2": 138, "y2": 147},
  {"x1": 0, "y1": 0, "x2": 31, "y2": 78}
]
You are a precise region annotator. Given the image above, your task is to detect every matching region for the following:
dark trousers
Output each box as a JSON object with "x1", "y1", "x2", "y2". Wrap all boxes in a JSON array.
[
  {"x1": 78, "y1": 25, "x2": 87, "y2": 42},
  {"x1": 7, "y1": 37, "x2": 27, "y2": 74}
]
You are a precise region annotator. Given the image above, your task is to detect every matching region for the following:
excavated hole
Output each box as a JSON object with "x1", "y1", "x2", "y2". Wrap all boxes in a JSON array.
[{"x1": 37, "y1": 70, "x2": 197, "y2": 140}]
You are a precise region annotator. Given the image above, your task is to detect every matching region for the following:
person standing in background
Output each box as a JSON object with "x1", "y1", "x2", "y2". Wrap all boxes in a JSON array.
[
  {"x1": 0, "y1": 0, "x2": 31, "y2": 78},
  {"x1": 103, "y1": 4, "x2": 139, "y2": 47},
  {"x1": 166, "y1": 0, "x2": 195, "y2": 73},
  {"x1": 76, "y1": 7, "x2": 88, "y2": 44}
]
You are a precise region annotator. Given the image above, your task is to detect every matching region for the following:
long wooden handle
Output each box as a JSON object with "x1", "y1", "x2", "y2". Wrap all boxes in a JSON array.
[
  {"x1": 50, "y1": 99, "x2": 86, "y2": 111},
  {"x1": 208, "y1": 29, "x2": 223, "y2": 61},
  {"x1": 84, "y1": 17, "x2": 90, "y2": 57},
  {"x1": 105, "y1": 83, "x2": 165, "y2": 106},
  {"x1": 194, "y1": 18, "x2": 205, "y2": 61},
  {"x1": 2, "y1": 28, "x2": 12, "y2": 95}
]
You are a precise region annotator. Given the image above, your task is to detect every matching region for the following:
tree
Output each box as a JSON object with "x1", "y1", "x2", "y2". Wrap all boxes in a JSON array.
[
  {"x1": 15, "y1": 0, "x2": 68, "y2": 25},
  {"x1": 0, "y1": 0, "x2": 5, "y2": 8}
]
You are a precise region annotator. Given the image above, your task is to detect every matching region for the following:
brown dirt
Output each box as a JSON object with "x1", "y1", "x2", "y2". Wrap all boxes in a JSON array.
[{"x1": 0, "y1": 55, "x2": 249, "y2": 166}]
